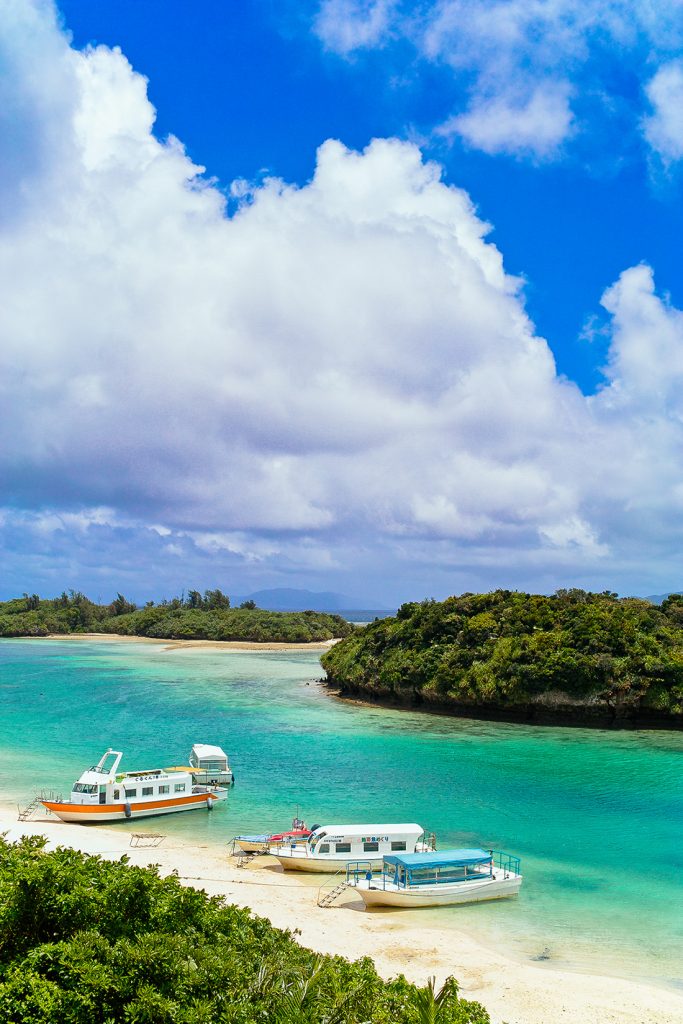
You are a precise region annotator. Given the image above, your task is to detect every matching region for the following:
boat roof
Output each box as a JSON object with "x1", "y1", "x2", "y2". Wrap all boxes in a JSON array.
[
  {"x1": 311, "y1": 823, "x2": 423, "y2": 837},
  {"x1": 191, "y1": 744, "x2": 228, "y2": 759},
  {"x1": 384, "y1": 848, "x2": 492, "y2": 869}
]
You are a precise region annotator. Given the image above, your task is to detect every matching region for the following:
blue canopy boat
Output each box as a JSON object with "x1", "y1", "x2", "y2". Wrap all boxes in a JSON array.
[{"x1": 347, "y1": 847, "x2": 522, "y2": 908}]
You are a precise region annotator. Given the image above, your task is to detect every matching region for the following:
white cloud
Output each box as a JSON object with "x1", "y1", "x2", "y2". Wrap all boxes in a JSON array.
[
  {"x1": 314, "y1": 0, "x2": 396, "y2": 54},
  {"x1": 314, "y1": 0, "x2": 683, "y2": 161},
  {"x1": 643, "y1": 61, "x2": 683, "y2": 163},
  {"x1": 440, "y1": 82, "x2": 574, "y2": 159},
  {"x1": 2, "y1": 2, "x2": 683, "y2": 599}
]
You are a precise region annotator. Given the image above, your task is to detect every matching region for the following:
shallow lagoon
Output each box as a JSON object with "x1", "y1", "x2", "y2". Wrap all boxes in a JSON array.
[{"x1": 1, "y1": 638, "x2": 681, "y2": 986}]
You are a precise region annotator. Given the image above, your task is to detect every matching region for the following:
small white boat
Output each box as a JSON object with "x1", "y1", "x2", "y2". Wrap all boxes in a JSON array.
[
  {"x1": 348, "y1": 848, "x2": 522, "y2": 907},
  {"x1": 234, "y1": 816, "x2": 314, "y2": 854},
  {"x1": 189, "y1": 744, "x2": 234, "y2": 786},
  {"x1": 42, "y1": 749, "x2": 228, "y2": 823},
  {"x1": 273, "y1": 823, "x2": 434, "y2": 873}
]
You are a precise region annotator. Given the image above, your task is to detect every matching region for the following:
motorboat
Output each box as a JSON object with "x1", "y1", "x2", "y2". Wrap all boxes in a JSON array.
[
  {"x1": 188, "y1": 744, "x2": 234, "y2": 786},
  {"x1": 273, "y1": 822, "x2": 434, "y2": 873},
  {"x1": 233, "y1": 816, "x2": 314, "y2": 854},
  {"x1": 41, "y1": 748, "x2": 228, "y2": 823},
  {"x1": 347, "y1": 848, "x2": 522, "y2": 907}
]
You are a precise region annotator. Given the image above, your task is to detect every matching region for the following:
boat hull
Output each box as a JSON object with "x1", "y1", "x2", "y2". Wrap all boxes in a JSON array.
[
  {"x1": 274, "y1": 852, "x2": 383, "y2": 873},
  {"x1": 355, "y1": 874, "x2": 522, "y2": 907},
  {"x1": 235, "y1": 836, "x2": 270, "y2": 853},
  {"x1": 43, "y1": 790, "x2": 227, "y2": 824}
]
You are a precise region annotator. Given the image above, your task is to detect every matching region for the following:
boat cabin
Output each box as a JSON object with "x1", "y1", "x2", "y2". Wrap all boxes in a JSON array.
[
  {"x1": 189, "y1": 744, "x2": 233, "y2": 786},
  {"x1": 69, "y1": 749, "x2": 194, "y2": 807},
  {"x1": 304, "y1": 823, "x2": 427, "y2": 860}
]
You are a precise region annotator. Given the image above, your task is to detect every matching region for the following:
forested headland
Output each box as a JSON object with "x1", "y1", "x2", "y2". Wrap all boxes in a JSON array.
[
  {"x1": 321, "y1": 590, "x2": 683, "y2": 727},
  {"x1": 0, "y1": 590, "x2": 353, "y2": 644},
  {"x1": 0, "y1": 835, "x2": 488, "y2": 1023}
]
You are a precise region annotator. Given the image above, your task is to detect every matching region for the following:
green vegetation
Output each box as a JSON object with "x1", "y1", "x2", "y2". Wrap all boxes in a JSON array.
[
  {"x1": 0, "y1": 836, "x2": 489, "y2": 1023},
  {"x1": 0, "y1": 591, "x2": 352, "y2": 644},
  {"x1": 321, "y1": 590, "x2": 683, "y2": 725}
]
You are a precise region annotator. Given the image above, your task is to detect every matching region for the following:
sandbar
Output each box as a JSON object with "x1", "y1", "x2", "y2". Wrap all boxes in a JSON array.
[
  {"x1": 37, "y1": 633, "x2": 341, "y2": 651},
  {"x1": 1, "y1": 807, "x2": 680, "y2": 1024}
]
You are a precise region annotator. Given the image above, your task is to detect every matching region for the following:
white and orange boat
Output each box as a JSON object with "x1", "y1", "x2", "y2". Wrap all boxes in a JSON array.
[{"x1": 42, "y1": 748, "x2": 228, "y2": 823}]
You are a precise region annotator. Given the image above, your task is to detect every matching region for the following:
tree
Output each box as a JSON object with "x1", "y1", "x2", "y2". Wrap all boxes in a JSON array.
[
  {"x1": 239, "y1": 599, "x2": 257, "y2": 610},
  {"x1": 109, "y1": 594, "x2": 137, "y2": 616}
]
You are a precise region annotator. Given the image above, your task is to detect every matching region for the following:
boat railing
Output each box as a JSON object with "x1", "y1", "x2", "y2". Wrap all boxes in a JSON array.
[
  {"x1": 489, "y1": 850, "x2": 521, "y2": 878},
  {"x1": 420, "y1": 830, "x2": 437, "y2": 851},
  {"x1": 345, "y1": 860, "x2": 378, "y2": 885}
]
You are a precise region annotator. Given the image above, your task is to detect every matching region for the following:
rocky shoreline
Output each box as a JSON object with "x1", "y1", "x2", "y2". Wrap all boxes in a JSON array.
[{"x1": 323, "y1": 677, "x2": 683, "y2": 729}]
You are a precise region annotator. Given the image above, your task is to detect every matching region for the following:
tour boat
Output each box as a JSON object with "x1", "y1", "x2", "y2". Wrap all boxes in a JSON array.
[
  {"x1": 273, "y1": 823, "x2": 434, "y2": 873},
  {"x1": 188, "y1": 744, "x2": 234, "y2": 786},
  {"x1": 233, "y1": 816, "x2": 314, "y2": 854},
  {"x1": 41, "y1": 749, "x2": 229, "y2": 823},
  {"x1": 347, "y1": 848, "x2": 522, "y2": 907}
]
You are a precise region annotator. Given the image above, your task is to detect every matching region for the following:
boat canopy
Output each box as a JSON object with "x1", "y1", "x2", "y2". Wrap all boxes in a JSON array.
[
  {"x1": 191, "y1": 744, "x2": 228, "y2": 762},
  {"x1": 384, "y1": 848, "x2": 492, "y2": 870}
]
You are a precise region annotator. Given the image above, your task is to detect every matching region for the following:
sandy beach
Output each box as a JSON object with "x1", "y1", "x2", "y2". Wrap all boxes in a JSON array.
[
  {"x1": 42, "y1": 633, "x2": 340, "y2": 651},
  {"x1": 1, "y1": 807, "x2": 680, "y2": 1024}
]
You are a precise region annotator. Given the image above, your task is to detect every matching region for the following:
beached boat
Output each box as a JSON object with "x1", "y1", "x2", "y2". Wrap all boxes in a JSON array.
[
  {"x1": 273, "y1": 823, "x2": 434, "y2": 873},
  {"x1": 42, "y1": 748, "x2": 229, "y2": 823},
  {"x1": 347, "y1": 848, "x2": 522, "y2": 907},
  {"x1": 234, "y1": 816, "x2": 313, "y2": 854}
]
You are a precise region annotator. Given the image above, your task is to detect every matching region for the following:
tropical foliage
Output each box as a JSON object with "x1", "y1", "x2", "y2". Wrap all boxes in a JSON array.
[
  {"x1": 321, "y1": 590, "x2": 683, "y2": 722},
  {"x1": 0, "y1": 591, "x2": 352, "y2": 643},
  {"x1": 0, "y1": 836, "x2": 488, "y2": 1023}
]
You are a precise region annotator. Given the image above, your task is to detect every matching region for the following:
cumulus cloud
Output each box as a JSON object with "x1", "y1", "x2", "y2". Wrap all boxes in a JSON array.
[
  {"x1": 2, "y1": 1, "x2": 683, "y2": 599},
  {"x1": 643, "y1": 61, "x2": 683, "y2": 164},
  {"x1": 313, "y1": 0, "x2": 683, "y2": 161}
]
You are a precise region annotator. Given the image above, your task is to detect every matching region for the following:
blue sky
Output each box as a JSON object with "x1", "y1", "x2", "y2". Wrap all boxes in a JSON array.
[{"x1": 1, "y1": 0, "x2": 683, "y2": 604}]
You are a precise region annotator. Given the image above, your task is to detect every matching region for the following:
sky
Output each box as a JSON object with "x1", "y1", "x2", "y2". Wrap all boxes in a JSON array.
[{"x1": 1, "y1": 0, "x2": 683, "y2": 605}]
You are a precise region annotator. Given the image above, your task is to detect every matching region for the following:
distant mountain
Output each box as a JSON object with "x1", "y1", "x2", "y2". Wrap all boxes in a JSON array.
[
  {"x1": 233, "y1": 587, "x2": 389, "y2": 613},
  {"x1": 645, "y1": 592, "x2": 682, "y2": 605}
]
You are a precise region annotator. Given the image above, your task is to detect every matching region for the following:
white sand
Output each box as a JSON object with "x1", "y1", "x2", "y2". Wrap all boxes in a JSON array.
[
  {"x1": 42, "y1": 633, "x2": 341, "y2": 651},
  {"x1": 1, "y1": 807, "x2": 680, "y2": 1024}
]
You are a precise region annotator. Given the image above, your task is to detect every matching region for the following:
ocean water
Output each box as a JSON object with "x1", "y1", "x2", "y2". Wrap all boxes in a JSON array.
[{"x1": 0, "y1": 638, "x2": 681, "y2": 987}]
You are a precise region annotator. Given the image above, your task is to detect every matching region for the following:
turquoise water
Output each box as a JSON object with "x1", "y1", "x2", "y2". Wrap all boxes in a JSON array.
[{"x1": 1, "y1": 638, "x2": 682, "y2": 986}]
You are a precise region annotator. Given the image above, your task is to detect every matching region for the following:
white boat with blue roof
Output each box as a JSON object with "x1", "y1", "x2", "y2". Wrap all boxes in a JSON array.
[{"x1": 347, "y1": 848, "x2": 522, "y2": 907}]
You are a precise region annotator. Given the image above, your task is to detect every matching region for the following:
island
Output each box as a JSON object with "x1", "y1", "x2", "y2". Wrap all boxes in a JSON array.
[
  {"x1": 321, "y1": 589, "x2": 683, "y2": 727},
  {"x1": 0, "y1": 590, "x2": 353, "y2": 645}
]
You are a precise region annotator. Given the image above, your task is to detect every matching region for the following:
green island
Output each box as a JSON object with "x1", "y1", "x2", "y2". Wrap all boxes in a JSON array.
[
  {"x1": 0, "y1": 836, "x2": 488, "y2": 1024},
  {"x1": 0, "y1": 591, "x2": 353, "y2": 644},
  {"x1": 321, "y1": 589, "x2": 683, "y2": 727}
]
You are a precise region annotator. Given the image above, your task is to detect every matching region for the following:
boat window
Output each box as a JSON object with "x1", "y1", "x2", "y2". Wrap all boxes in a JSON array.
[
  {"x1": 72, "y1": 783, "x2": 98, "y2": 794},
  {"x1": 159, "y1": 784, "x2": 169, "y2": 794},
  {"x1": 174, "y1": 783, "x2": 186, "y2": 792},
  {"x1": 125, "y1": 788, "x2": 137, "y2": 797},
  {"x1": 391, "y1": 841, "x2": 407, "y2": 851},
  {"x1": 363, "y1": 842, "x2": 379, "y2": 852},
  {"x1": 114, "y1": 789, "x2": 120, "y2": 799},
  {"x1": 335, "y1": 843, "x2": 351, "y2": 853},
  {"x1": 318, "y1": 843, "x2": 330, "y2": 854},
  {"x1": 142, "y1": 787, "x2": 153, "y2": 796}
]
